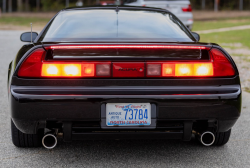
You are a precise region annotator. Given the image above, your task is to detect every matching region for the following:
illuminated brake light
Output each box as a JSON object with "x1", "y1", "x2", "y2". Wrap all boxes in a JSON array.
[
  {"x1": 161, "y1": 63, "x2": 214, "y2": 77},
  {"x1": 50, "y1": 45, "x2": 207, "y2": 50},
  {"x1": 194, "y1": 63, "x2": 213, "y2": 76},
  {"x1": 82, "y1": 64, "x2": 94, "y2": 76},
  {"x1": 42, "y1": 64, "x2": 82, "y2": 77},
  {"x1": 175, "y1": 64, "x2": 193, "y2": 76},
  {"x1": 162, "y1": 64, "x2": 175, "y2": 76},
  {"x1": 42, "y1": 64, "x2": 61, "y2": 76},
  {"x1": 63, "y1": 64, "x2": 81, "y2": 76}
]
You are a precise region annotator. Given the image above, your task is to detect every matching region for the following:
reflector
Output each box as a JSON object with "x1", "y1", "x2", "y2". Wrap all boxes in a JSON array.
[
  {"x1": 147, "y1": 64, "x2": 161, "y2": 76},
  {"x1": 17, "y1": 48, "x2": 44, "y2": 77},
  {"x1": 210, "y1": 49, "x2": 235, "y2": 76},
  {"x1": 96, "y1": 64, "x2": 110, "y2": 76}
]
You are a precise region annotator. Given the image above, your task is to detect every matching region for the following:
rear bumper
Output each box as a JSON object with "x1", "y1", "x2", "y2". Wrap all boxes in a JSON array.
[{"x1": 10, "y1": 85, "x2": 241, "y2": 137}]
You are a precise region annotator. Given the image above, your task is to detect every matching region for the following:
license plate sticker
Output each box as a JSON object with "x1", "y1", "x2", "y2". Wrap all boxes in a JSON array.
[{"x1": 106, "y1": 103, "x2": 151, "y2": 126}]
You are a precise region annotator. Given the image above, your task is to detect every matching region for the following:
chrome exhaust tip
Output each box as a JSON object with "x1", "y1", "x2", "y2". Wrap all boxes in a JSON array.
[
  {"x1": 42, "y1": 134, "x2": 57, "y2": 149},
  {"x1": 200, "y1": 131, "x2": 215, "y2": 146}
]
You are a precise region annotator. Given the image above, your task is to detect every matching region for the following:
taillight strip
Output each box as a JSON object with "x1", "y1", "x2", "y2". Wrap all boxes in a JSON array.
[
  {"x1": 17, "y1": 47, "x2": 235, "y2": 78},
  {"x1": 50, "y1": 45, "x2": 207, "y2": 50}
]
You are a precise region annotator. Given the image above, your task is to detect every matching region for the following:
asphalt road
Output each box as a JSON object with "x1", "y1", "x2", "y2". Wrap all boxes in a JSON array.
[{"x1": 0, "y1": 31, "x2": 249, "y2": 168}]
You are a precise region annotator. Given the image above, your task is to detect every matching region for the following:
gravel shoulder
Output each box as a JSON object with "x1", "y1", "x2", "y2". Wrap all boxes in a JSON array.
[{"x1": 224, "y1": 46, "x2": 250, "y2": 89}]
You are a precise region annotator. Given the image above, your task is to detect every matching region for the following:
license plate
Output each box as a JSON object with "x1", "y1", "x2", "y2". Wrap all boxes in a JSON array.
[{"x1": 106, "y1": 103, "x2": 151, "y2": 126}]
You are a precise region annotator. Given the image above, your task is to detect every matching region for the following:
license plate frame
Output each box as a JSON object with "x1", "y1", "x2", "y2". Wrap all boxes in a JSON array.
[{"x1": 106, "y1": 103, "x2": 151, "y2": 127}]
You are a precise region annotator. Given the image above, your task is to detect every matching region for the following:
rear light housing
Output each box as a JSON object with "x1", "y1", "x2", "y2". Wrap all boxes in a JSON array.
[
  {"x1": 17, "y1": 48, "x2": 111, "y2": 78},
  {"x1": 182, "y1": 4, "x2": 192, "y2": 12},
  {"x1": 17, "y1": 46, "x2": 236, "y2": 78},
  {"x1": 147, "y1": 63, "x2": 214, "y2": 77},
  {"x1": 210, "y1": 48, "x2": 235, "y2": 77}
]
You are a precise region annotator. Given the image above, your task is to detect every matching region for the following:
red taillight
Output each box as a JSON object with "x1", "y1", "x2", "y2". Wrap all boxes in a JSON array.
[
  {"x1": 17, "y1": 46, "x2": 235, "y2": 78},
  {"x1": 40, "y1": 63, "x2": 111, "y2": 77},
  {"x1": 18, "y1": 48, "x2": 111, "y2": 78},
  {"x1": 41, "y1": 64, "x2": 82, "y2": 77},
  {"x1": 210, "y1": 49, "x2": 235, "y2": 76},
  {"x1": 147, "y1": 63, "x2": 213, "y2": 77},
  {"x1": 17, "y1": 48, "x2": 44, "y2": 77},
  {"x1": 182, "y1": 4, "x2": 192, "y2": 12}
]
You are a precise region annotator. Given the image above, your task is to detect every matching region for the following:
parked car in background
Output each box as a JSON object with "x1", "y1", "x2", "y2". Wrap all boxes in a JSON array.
[{"x1": 124, "y1": 0, "x2": 193, "y2": 30}]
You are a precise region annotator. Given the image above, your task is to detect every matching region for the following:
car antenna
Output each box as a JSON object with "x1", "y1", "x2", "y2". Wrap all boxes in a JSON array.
[
  {"x1": 116, "y1": 6, "x2": 119, "y2": 38},
  {"x1": 30, "y1": 23, "x2": 33, "y2": 44},
  {"x1": 116, "y1": 6, "x2": 119, "y2": 13}
]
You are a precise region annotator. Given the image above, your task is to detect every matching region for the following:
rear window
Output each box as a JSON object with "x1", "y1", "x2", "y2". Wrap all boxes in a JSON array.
[{"x1": 40, "y1": 9, "x2": 194, "y2": 42}]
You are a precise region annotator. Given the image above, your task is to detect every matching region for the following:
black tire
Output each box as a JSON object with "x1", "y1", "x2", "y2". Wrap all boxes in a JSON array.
[
  {"x1": 11, "y1": 120, "x2": 44, "y2": 147},
  {"x1": 213, "y1": 129, "x2": 231, "y2": 146}
]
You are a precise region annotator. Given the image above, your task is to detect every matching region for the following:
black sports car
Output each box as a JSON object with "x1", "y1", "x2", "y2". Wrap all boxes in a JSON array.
[{"x1": 8, "y1": 6, "x2": 241, "y2": 149}]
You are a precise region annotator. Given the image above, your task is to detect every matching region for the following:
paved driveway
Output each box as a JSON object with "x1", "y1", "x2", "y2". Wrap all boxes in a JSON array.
[{"x1": 0, "y1": 31, "x2": 249, "y2": 168}]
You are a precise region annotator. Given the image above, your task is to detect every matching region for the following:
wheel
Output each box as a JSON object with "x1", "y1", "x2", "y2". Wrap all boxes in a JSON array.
[
  {"x1": 213, "y1": 129, "x2": 231, "y2": 146},
  {"x1": 11, "y1": 119, "x2": 44, "y2": 147}
]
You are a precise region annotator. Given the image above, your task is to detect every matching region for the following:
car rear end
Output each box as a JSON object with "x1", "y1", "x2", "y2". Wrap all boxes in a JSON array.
[
  {"x1": 10, "y1": 43, "x2": 241, "y2": 143},
  {"x1": 9, "y1": 7, "x2": 241, "y2": 148}
]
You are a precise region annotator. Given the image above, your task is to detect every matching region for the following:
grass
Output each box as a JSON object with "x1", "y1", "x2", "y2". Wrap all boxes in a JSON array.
[
  {"x1": 0, "y1": 16, "x2": 50, "y2": 27},
  {"x1": 192, "y1": 17, "x2": 250, "y2": 48},
  {"x1": 199, "y1": 29, "x2": 250, "y2": 48},
  {"x1": 193, "y1": 17, "x2": 250, "y2": 31},
  {"x1": 244, "y1": 87, "x2": 250, "y2": 93}
]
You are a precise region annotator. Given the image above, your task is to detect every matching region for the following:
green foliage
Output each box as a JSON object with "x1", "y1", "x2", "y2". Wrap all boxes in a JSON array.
[{"x1": 0, "y1": 16, "x2": 50, "y2": 26}]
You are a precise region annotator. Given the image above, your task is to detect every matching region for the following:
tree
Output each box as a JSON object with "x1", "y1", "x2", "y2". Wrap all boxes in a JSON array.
[
  {"x1": 8, "y1": 0, "x2": 12, "y2": 12},
  {"x1": 25, "y1": 0, "x2": 29, "y2": 12},
  {"x1": 17, "y1": 0, "x2": 22, "y2": 12},
  {"x1": 36, "y1": 0, "x2": 40, "y2": 11}
]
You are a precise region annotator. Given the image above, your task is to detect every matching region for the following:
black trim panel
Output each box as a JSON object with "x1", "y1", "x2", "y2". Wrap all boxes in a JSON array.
[{"x1": 11, "y1": 76, "x2": 240, "y2": 86}]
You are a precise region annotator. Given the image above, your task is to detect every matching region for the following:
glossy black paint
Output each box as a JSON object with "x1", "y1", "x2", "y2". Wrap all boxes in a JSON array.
[{"x1": 8, "y1": 6, "x2": 242, "y2": 141}]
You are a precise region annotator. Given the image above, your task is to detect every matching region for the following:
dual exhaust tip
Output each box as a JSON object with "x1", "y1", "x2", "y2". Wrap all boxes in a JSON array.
[
  {"x1": 41, "y1": 131, "x2": 215, "y2": 149},
  {"x1": 42, "y1": 133, "x2": 57, "y2": 149},
  {"x1": 199, "y1": 131, "x2": 215, "y2": 146}
]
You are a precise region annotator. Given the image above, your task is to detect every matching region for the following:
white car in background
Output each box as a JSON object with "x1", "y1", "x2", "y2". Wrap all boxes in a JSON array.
[{"x1": 124, "y1": 0, "x2": 193, "y2": 30}]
